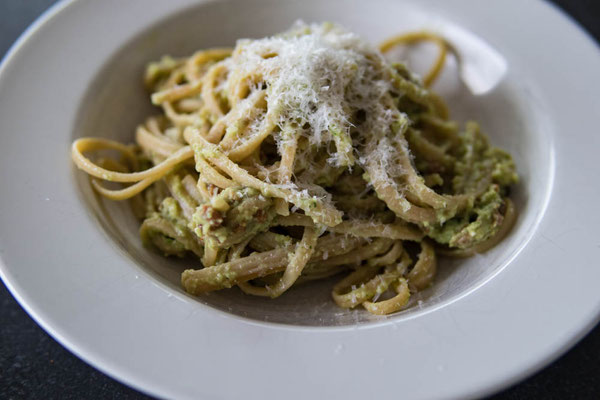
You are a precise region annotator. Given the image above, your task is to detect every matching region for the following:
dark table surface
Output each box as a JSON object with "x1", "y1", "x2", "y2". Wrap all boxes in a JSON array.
[{"x1": 1, "y1": 0, "x2": 599, "y2": 399}]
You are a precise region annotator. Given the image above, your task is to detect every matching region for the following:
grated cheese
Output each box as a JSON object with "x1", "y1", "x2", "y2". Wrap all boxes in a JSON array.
[{"x1": 225, "y1": 21, "x2": 403, "y2": 169}]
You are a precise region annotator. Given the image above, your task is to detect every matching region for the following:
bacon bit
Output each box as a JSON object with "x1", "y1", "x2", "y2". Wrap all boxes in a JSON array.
[
  {"x1": 493, "y1": 209, "x2": 504, "y2": 227},
  {"x1": 200, "y1": 204, "x2": 223, "y2": 228},
  {"x1": 233, "y1": 224, "x2": 246, "y2": 234},
  {"x1": 255, "y1": 209, "x2": 267, "y2": 223}
]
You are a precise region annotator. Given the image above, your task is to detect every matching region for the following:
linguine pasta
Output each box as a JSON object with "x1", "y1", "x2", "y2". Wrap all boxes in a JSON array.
[{"x1": 72, "y1": 22, "x2": 518, "y2": 315}]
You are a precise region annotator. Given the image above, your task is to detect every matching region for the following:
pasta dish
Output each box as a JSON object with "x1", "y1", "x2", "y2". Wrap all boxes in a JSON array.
[{"x1": 72, "y1": 22, "x2": 518, "y2": 315}]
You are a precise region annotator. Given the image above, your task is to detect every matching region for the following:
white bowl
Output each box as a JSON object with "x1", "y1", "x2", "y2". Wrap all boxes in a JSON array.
[{"x1": 1, "y1": 0, "x2": 599, "y2": 399}]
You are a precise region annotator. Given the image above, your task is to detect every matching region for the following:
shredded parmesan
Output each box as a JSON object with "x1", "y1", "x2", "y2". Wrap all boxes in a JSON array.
[{"x1": 225, "y1": 21, "x2": 401, "y2": 168}]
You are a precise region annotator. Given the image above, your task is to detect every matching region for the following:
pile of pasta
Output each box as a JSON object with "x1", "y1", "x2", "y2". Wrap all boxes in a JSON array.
[{"x1": 72, "y1": 23, "x2": 517, "y2": 315}]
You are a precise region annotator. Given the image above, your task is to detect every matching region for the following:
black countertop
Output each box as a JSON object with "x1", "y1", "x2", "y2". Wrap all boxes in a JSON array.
[{"x1": 1, "y1": 0, "x2": 599, "y2": 398}]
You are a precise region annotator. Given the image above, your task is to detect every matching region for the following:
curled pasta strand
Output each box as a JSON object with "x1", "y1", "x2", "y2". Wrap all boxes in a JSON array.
[
  {"x1": 407, "y1": 240, "x2": 437, "y2": 290},
  {"x1": 362, "y1": 278, "x2": 410, "y2": 315},
  {"x1": 380, "y1": 31, "x2": 459, "y2": 87},
  {"x1": 72, "y1": 138, "x2": 193, "y2": 183},
  {"x1": 332, "y1": 251, "x2": 412, "y2": 309},
  {"x1": 136, "y1": 126, "x2": 184, "y2": 158}
]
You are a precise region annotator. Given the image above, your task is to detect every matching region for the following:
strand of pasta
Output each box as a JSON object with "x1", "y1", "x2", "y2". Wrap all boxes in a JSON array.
[
  {"x1": 181, "y1": 174, "x2": 205, "y2": 203},
  {"x1": 164, "y1": 173, "x2": 198, "y2": 220},
  {"x1": 164, "y1": 65, "x2": 186, "y2": 88},
  {"x1": 90, "y1": 177, "x2": 160, "y2": 200},
  {"x1": 406, "y1": 240, "x2": 436, "y2": 290},
  {"x1": 72, "y1": 138, "x2": 192, "y2": 183},
  {"x1": 184, "y1": 48, "x2": 232, "y2": 81},
  {"x1": 140, "y1": 216, "x2": 203, "y2": 258},
  {"x1": 277, "y1": 124, "x2": 299, "y2": 183},
  {"x1": 195, "y1": 177, "x2": 211, "y2": 200},
  {"x1": 151, "y1": 80, "x2": 203, "y2": 105},
  {"x1": 144, "y1": 56, "x2": 185, "y2": 88},
  {"x1": 248, "y1": 231, "x2": 293, "y2": 252},
  {"x1": 227, "y1": 237, "x2": 253, "y2": 262},
  {"x1": 202, "y1": 239, "x2": 220, "y2": 267},
  {"x1": 366, "y1": 241, "x2": 404, "y2": 267},
  {"x1": 136, "y1": 126, "x2": 184, "y2": 158},
  {"x1": 380, "y1": 31, "x2": 458, "y2": 87},
  {"x1": 405, "y1": 127, "x2": 455, "y2": 169},
  {"x1": 295, "y1": 265, "x2": 349, "y2": 284},
  {"x1": 193, "y1": 154, "x2": 236, "y2": 188},
  {"x1": 200, "y1": 61, "x2": 228, "y2": 118},
  {"x1": 274, "y1": 214, "x2": 424, "y2": 241},
  {"x1": 162, "y1": 101, "x2": 198, "y2": 127},
  {"x1": 219, "y1": 98, "x2": 268, "y2": 151},
  {"x1": 205, "y1": 89, "x2": 266, "y2": 143},
  {"x1": 177, "y1": 98, "x2": 203, "y2": 113},
  {"x1": 311, "y1": 238, "x2": 393, "y2": 269},
  {"x1": 225, "y1": 115, "x2": 277, "y2": 162}
]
